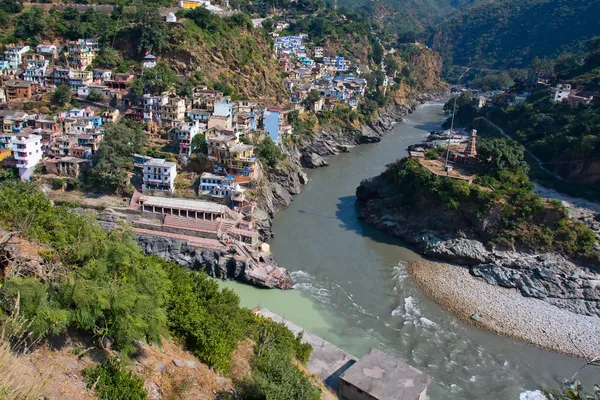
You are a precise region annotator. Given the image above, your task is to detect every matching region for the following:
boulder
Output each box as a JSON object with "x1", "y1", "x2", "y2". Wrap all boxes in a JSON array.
[
  {"x1": 422, "y1": 238, "x2": 489, "y2": 265},
  {"x1": 300, "y1": 153, "x2": 329, "y2": 168}
]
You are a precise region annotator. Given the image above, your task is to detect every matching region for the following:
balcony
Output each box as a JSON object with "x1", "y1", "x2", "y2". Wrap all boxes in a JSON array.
[{"x1": 146, "y1": 178, "x2": 170, "y2": 184}]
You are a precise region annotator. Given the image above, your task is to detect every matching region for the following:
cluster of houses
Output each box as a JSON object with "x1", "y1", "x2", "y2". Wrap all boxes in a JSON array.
[
  {"x1": 0, "y1": 40, "x2": 137, "y2": 108},
  {"x1": 275, "y1": 35, "x2": 368, "y2": 111},
  {"x1": 0, "y1": 35, "x2": 295, "y2": 202},
  {"x1": 0, "y1": 107, "x2": 115, "y2": 180}
]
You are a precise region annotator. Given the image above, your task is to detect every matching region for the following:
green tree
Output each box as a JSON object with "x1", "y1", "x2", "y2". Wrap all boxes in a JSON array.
[
  {"x1": 134, "y1": 6, "x2": 170, "y2": 56},
  {"x1": 261, "y1": 18, "x2": 274, "y2": 32},
  {"x1": 476, "y1": 138, "x2": 529, "y2": 175},
  {"x1": 129, "y1": 62, "x2": 177, "y2": 101},
  {"x1": 84, "y1": 359, "x2": 147, "y2": 400},
  {"x1": 87, "y1": 90, "x2": 106, "y2": 103},
  {"x1": 255, "y1": 137, "x2": 283, "y2": 169},
  {"x1": 88, "y1": 123, "x2": 146, "y2": 193},
  {"x1": 14, "y1": 7, "x2": 46, "y2": 40},
  {"x1": 303, "y1": 90, "x2": 321, "y2": 109},
  {"x1": 164, "y1": 264, "x2": 253, "y2": 372},
  {"x1": 371, "y1": 40, "x2": 384, "y2": 65},
  {"x1": 191, "y1": 133, "x2": 207, "y2": 155},
  {"x1": 53, "y1": 85, "x2": 72, "y2": 107}
]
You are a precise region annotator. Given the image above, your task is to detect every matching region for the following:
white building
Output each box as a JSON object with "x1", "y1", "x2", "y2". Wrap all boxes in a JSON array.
[
  {"x1": 551, "y1": 83, "x2": 572, "y2": 102},
  {"x1": 166, "y1": 12, "x2": 177, "y2": 23},
  {"x1": 12, "y1": 131, "x2": 43, "y2": 181},
  {"x1": 142, "y1": 54, "x2": 157, "y2": 69},
  {"x1": 142, "y1": 158, "x2": 177, "y2": 193},
  {"x1": 199, "y1": 172, "x2": 245, "y2": 202},
  {"x1": 36, "y1": 44, "x2": 58, "y2": 58},
  {"x1": 208, "y1": 97, "x2": 233, "y2": 130},
  {"x1": 313, "y1": 46, "x2": 324, "y2": 58},
  {"x1": 170, "y1": 120, "x2": 203, "y2": 156},
  {"x1": 143, "y1": 93, "x2": 169, "y2": 122}
]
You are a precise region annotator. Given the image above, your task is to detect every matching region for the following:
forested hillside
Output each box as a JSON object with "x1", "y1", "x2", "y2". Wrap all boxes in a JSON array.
[
  {"x1": 429, "y1": 0, "x2": 600, "y2": 68},
  {"x1": 338, "y1": 0, "x2": 483, "y2": 38}
]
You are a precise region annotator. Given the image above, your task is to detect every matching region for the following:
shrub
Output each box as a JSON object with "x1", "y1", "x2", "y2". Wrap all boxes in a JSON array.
[
  {"x1": 255, "y1": 136, "x2": 283, "y2": 169},
  {"x1": 52, "y1": 178, "x2": 67, "y2": 190},
  {"x1": 84, "y1": 358, "x2": 147, "y2": 400},
  {"x1": 164, "y1": 264, "x2": 254, "y2": 372}
]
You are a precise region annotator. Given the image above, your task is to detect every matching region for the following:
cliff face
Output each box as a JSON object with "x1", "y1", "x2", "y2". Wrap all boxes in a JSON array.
[
  {"x1": 356, "y1": 174, "x2": 600, "y2": 317},
  {"x1": 135, "y1": 233, "x2": 289, "y2": 288},
  {"x1": 554, "y1": 159, "x2": 600, "y2": 184}
]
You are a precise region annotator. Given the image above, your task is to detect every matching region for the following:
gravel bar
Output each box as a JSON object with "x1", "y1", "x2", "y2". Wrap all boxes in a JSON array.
[{"x1": 407, "y1": 260, "x2": 600, "y2": 358}]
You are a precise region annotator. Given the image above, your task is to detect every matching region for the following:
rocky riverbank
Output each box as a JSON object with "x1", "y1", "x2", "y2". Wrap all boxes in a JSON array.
[
  {"x1": 407, "y1": 259, "x2": 600, "y2": 358},
  {"x1": 356, "y1": 173, "x2": 600, "y2": 317},
  {"x1": 135, "y1": 233, "x2": 290, "y2": 289}
]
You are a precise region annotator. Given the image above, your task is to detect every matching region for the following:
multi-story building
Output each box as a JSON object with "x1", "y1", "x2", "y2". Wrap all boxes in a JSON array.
[
  {"x1": 45, "y1": 67, "x2": 71, "y2": 87},
  {"x1": 192, "y1": 87, "x2": 223, "y2": 111},
  {"x1": 67, "y1": 39, "x2": 99, "y2": 70},
  {"x1": 1, "y1": 45, "x2": 30, "y2": 71},
  {"x1": 23, "y1": 58, "x2": 49, "y2": 86},
  {"x1": 68, "y1": 69, "x2": 93, "y2": 90},
  {"x1": 207, "y1": 134, "x2": 258, "y2": 181},
  {"x1": 105, "y1": 73, "x2": 134, "y2": 90},
  {"x1": 188, "y1": 108, "x2": 211, "y2": 122},
  {"x1": 11, "y1": 130, "x2": 43, "y2": 180},
  {"x1": 45, "y1": 156, "x2": 91, "y2": 178},
  {"x1": 199, "y1": 172, "x2": 245, "y2": 203},
  {"x1": 161, "y1": 96, "x2": 186, "y2": 126},
  {"x1": 179, "y1": 0, "x2": 211, "y2": 9},
  {"x1": 263, "y1": 108, "x2": 282, "y2": 144},
  {"x1": 92, "y1": 69, "x2": 113, "y2": 84},
  {"x1": 143, "y1": 93, "x2": 169, "y2": 123},
  {"x1": 5, "y1": 80, "x2": 33, "y2": 100},
  {"x1": 208, "y1": 98, "x2": 232, "y2": 130},
  {"x1": 142, "y1": 158, "x2": 177, "y2": 193},
  {"x1": 170, "y1": 120, "x2": 203, "y2": 156},
  {"x1": 313, "y1": 46, "x2": 324, "y2": 58}
]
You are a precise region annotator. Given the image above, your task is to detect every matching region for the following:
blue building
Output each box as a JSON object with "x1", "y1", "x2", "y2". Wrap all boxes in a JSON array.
[{"x1": 263, "y1": 108, "x2": 282, "y2": 144}]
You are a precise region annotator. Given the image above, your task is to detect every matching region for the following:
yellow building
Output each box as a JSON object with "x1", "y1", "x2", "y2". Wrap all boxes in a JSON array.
[
  {"x1": 207, "y1": 134, "x2": 258, "y2": 181},
  {"x1": 180, "y1": 0, "x2": 210, "y2": 9}
]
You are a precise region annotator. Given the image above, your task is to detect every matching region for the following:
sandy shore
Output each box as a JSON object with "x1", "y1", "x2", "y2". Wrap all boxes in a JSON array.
[{"x1": 407, "y1": 260, "x2": 600, "y2": 358}]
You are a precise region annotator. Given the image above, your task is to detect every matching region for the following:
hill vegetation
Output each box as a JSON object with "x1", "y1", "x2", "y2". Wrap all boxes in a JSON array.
[
  {"x1": 383, "y1": 149, "x2": 596, "y2": 256},
  {"x1": 445, "y1": 43, "x2": 600, "y2": 195},
  {"x1": 0, "y1": 180, "x2": 321, "y2": 399},
  {"x1": 428, "y1": 0, "x2": 600, "y2": 69}
]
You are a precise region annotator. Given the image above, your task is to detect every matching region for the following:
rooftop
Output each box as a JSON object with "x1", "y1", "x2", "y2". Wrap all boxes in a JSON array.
[
  {"x1": 200, "y1": 172, "x2": 234, "y2": 180},
  {"x1": 140, "y1": 196, "x2": 224, "y2": 214},
  {"x1": 6, "y1": 79, "x2": 32, "y2": 88},
  {"x1": 143, "y1": 158, "x2": 177, "y2": 168},
  {"x1": 340, "y1": 348, "x2": 432, "y2": 400}
]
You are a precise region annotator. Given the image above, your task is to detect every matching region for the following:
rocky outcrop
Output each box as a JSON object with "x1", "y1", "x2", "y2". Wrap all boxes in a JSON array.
[
  {"x1": 471, "y1": 253, "x2": 600, "y2": 317},
  {"x1": 356, "y1": 173, "x2": 600, "y2": 317},
  {"x1": 252, "y1": 162, "x2": 308, "y2": 239},
  {"x1": 300, "y1": 153, "x2": 329, "y2": 169},
  {"x1": 135, "y1": 233, "x2": 289, "y2": 288}
]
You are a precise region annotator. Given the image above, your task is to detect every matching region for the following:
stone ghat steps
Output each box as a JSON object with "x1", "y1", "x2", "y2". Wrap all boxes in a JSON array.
[{"x1": 163, "y1": 215, "x2": 220, "y2": 233}]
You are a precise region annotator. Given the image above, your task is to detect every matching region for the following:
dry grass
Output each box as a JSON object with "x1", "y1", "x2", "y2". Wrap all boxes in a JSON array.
[
  {"x1": 294, "y1": 361, "x2": 339, "y2": 400},
  {"x1": 0, "y1": 311, "x2": 48, "y2": 400},
  {"x1": 0, "y1": 341, "x2": 47, "y2": 400}
]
